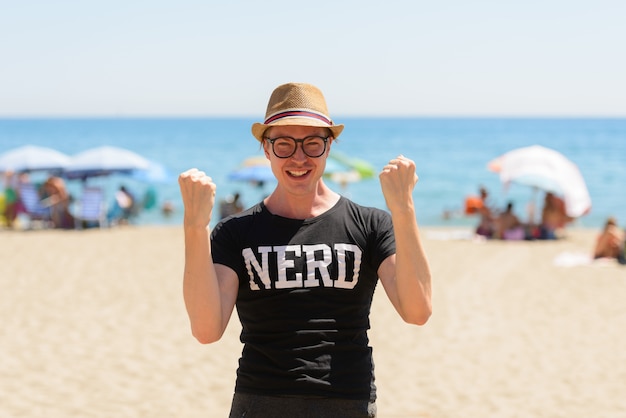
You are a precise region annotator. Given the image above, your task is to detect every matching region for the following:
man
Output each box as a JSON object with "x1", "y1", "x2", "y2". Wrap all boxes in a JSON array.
[
  {"x1": 179, "y1": 83, "x2": 432, "y2": 417},
  {"x1": 593, "y1": 216, "x2": 624, "y2": 260}
]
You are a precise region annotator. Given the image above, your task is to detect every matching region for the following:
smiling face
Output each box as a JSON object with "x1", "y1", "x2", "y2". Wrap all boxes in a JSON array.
[{"x1": 263, "y1": 125, "x2": 332, "y2": 197}]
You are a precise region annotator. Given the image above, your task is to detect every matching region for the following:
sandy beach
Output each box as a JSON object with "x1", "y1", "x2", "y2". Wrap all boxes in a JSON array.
[{"x1": 1, "y1": 225, "x2": 625, "y2": 418}]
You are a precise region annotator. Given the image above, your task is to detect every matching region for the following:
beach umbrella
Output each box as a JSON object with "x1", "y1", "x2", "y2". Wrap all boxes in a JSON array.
[
  {"x1": 228, "y1": 155, "x2": 275, "y2": 184},
  {"x1": 131, "y1": 159, "x2": 173, "y2": 184},
  {"x1": 324, "y1": 151, "x2": 376, "y2": 185},
  {"x1": 487, "y1": 145, "x2": 591, "y2": 218},
  {"x1": 0, "y1": 145, "x2": 71, "y2": 173},
  {"x1": 64, "y1": 146, "x2": 151, "y2": 180},
  {"x1": 327, "y1": 152, "x2": 375, "y2": 178}
]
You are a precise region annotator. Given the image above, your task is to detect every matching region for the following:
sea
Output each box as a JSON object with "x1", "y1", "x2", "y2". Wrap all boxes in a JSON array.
[{"x1": 1, "y1": 117, "x2": 625, "y2": 230}]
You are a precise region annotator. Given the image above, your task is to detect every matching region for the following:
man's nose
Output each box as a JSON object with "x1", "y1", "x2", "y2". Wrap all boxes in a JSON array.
[{"x1": 291, "y1": 143, "x2": 309, "y2": 161}]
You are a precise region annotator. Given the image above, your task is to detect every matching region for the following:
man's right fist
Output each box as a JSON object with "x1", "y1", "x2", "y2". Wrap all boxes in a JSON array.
[{"x1": 179, "y1": 168, "x2": 217, "y2": 228}]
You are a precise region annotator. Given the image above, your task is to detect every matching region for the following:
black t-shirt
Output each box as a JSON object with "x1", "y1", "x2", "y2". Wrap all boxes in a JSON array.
[{"x1": 211, "y1": 197, "x2": 396, "y2": 400}]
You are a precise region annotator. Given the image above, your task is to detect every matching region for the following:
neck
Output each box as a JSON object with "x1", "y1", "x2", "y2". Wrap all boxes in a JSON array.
[{"x1": 264, "y1": 180, "x2": 340, "y2": 219}]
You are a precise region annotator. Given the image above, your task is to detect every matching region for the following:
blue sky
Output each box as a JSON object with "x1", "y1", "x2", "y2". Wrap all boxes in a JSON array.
[{"x1": 2, "y1": 0, "x2": 625, "y2": 117}]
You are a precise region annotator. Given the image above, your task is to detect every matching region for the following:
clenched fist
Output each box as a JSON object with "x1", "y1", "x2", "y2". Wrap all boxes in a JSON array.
[
  {"x1": 179, "y1": 168, "x2": 217, "y2": 228},
  {"x1": 379, "y1": 155, "x2": 419, "y2": 212}
]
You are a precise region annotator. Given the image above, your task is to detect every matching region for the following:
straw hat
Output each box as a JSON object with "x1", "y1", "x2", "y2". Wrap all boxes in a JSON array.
[{"x1": 251, "y1": 83, "x2": 344, "y2": 142}]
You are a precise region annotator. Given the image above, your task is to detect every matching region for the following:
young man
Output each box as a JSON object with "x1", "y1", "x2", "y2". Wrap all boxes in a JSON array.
[{"x1": 179, "y1": 83, "x2": 432, "y2": 417}]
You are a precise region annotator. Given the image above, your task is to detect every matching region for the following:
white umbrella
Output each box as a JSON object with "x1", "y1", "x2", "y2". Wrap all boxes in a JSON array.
[
  {"x1": 64, "y1": 146, "x2": 150, "y2": 180},
  {"x1": 0, "y1": 145, "x2": 71, "y2": 173},
  {"x1": 488, "y1": 145, "x2": 591, "y2": 218}
]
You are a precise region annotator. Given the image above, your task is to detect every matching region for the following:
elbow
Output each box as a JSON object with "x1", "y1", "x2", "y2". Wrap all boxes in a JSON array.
[
  {"x1": 191, "y1": 324, "x2": 224, "y2": 345},
  {"x1": 402, "y1": 300, "x2": 432, "y2": 326},
  {"x1": 404, "y1": 309, "x2": 432, "y2": 326},
  {"x1": 414, "y1": 310, "x2": 432, "y2": 326},
  {"x1": 399, "y1": 284, "x2": 433, "y2": 325},
  {"x1": 193, "y1": 330, "x2": 221, "y2": 345}
]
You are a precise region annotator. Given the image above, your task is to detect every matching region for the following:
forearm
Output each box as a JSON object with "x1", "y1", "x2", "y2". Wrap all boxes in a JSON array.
[
  {"x1": 390, "y1": 207, "x2": 432, "y2": 324},
  {"x1": 182, "y1": 225, "x2": 225, "y2": 343}
]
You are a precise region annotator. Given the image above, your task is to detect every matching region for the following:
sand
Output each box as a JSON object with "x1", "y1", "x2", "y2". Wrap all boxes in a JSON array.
[{"x1": 1, "y1": 226, "x2": 625, "y2": 417}]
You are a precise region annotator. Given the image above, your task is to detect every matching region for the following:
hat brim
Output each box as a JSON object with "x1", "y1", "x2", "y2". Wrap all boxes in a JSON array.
[{"x1": 251, "y1": 118, "x2": 344, "y2": 142}]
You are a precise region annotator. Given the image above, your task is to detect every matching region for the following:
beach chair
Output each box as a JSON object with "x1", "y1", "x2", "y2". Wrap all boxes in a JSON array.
[
  {"x1": 17, "y1": 183, "x2": 51, "y2": 228},
  {"x1": 74, "y1": 187, "x2": 107, "y2": 229}
]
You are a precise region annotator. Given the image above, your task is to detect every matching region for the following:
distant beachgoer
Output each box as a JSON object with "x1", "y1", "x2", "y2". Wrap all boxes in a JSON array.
[
  {"x1": 142, "y1": 186, "x2": 158, "y2": 210},
  {"x1": 464, "y1": 195, "x2": 484, "y2": 216},
  {"x1": 218, "y1": 192, "x2": 244, "y2": 220},
  {"x1": 494, "y1": 201, "x2": 525, "y2": 240},
  {"x1": 593, "y1": 217, "x2": 624, "y2": 260},
  {"x1": 475, "y1": 186, "x2": 496, "y2": 238},
  {"x1": 108, "y1": 185, "x2": 137, "y2": 225},
  {"x1": 42, "y1": 176, "x2": 74, "y2": 229},
  {"x1": 161, "y1": 200, "x2": 174, "y2": 217},
  {"x1": 540, "y1": 192, "x2": 572, "y2": 239}
]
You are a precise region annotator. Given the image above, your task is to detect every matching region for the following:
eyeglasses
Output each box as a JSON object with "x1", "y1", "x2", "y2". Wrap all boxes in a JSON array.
[{"x1": 264, "y1": 135, "x2": 329, "y2": 158}]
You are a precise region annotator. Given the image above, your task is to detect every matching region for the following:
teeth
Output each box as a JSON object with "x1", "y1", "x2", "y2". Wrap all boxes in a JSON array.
[{"x1": 289, "y1": 170, "x2": 308, "y2": 177}]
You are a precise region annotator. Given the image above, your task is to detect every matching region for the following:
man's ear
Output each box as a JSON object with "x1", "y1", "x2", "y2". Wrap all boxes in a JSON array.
[{"x1": 262, "y1": 140, "x2": 271, "y2": 158}]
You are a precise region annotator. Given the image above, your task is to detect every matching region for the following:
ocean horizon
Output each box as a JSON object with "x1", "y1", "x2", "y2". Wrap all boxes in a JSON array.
[{"x1": 1, "y1": 117, "x2": 625, "y2": 230}]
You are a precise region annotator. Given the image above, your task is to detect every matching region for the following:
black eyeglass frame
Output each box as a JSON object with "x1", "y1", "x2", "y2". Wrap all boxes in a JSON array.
[{"x1": 264, "y1": 135, "x2": 330, "y2": 159}]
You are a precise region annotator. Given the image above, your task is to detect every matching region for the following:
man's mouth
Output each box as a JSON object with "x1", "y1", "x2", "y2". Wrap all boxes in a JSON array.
[{"x1": 287, "y1": 170, "x2": 309, "y2": 177}]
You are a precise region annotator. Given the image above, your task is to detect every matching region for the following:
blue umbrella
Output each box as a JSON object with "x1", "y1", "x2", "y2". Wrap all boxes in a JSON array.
[
  {"x1": 228, "y1": 156, "x2": 275, "y2": 183},
  {"x1": 228, "y1": 165, "x2": 275, "y2": 182},
  {"x1": 131, "y1": 160, "x2": 173, "y2": 184},
  {"x1": 0, "y1": 145, "x2": 70, "y2": 173},
  {"x1": 64, "y1": 146, "x2": 150, "y2": 180}
]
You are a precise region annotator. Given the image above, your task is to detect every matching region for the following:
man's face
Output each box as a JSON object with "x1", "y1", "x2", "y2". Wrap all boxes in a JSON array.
[{"x1": 263, "y1": 125, "x2": 332, "y2": 195}]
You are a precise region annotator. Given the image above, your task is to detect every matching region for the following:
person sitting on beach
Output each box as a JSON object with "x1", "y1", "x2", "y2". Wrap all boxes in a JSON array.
[
  {"x1": 494, "y1": 201, "x2": 525, "y2": 240},
  {"x1": 539, "y1": 192, "x2": 572, "y2": 239},
  {"x1": 593, "y1": 217, "x2": 625, "y2": 260},
  {"x1": 41, "y1": 176, "x2": 74, "y2": 229},
  {"x1": 178, "y1": 82, "x2": 432, "y2": 416}
]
